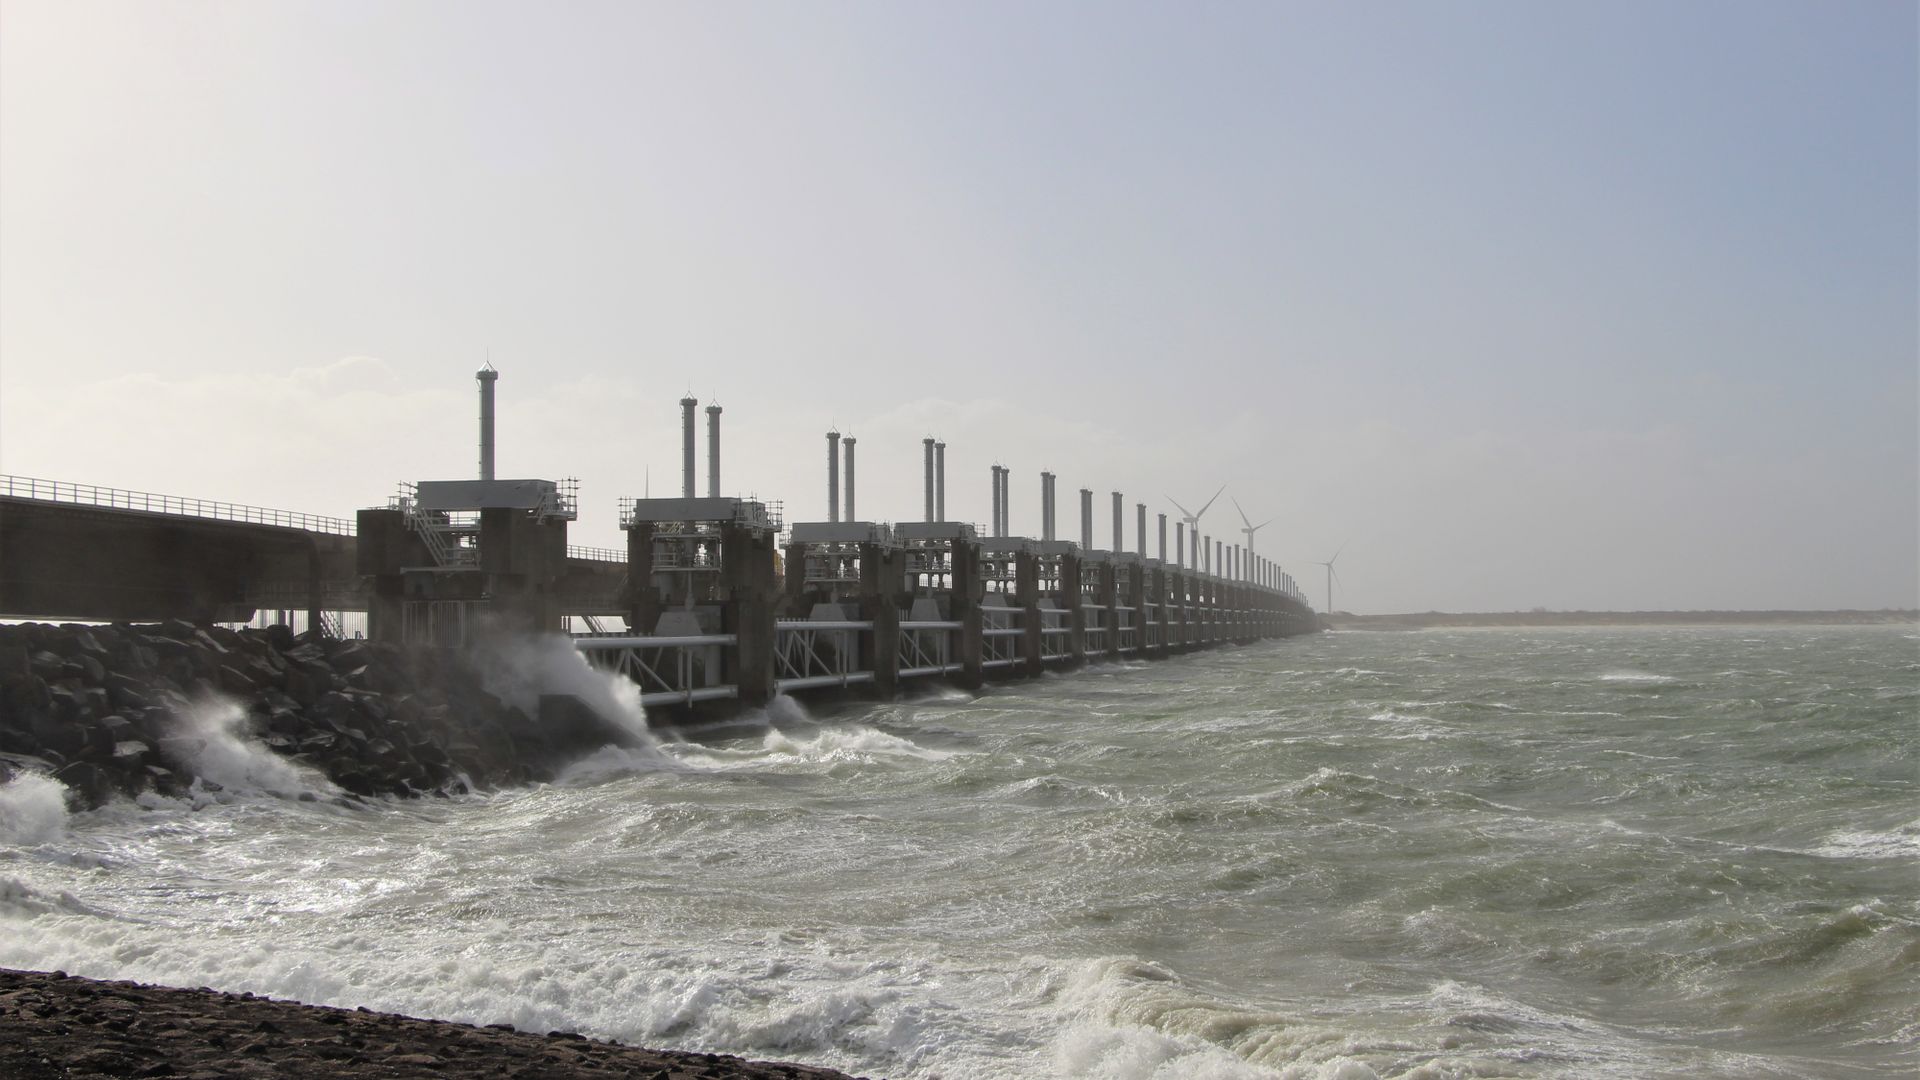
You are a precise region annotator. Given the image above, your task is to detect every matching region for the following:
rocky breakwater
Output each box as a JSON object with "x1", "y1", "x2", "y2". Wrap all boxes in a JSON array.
[
  {"x1": 0, "y1": 969, "x2": 863, "y2": 1080},
  {"x1": 0, "y1": 621, "x2": 644, "y2": 807}
]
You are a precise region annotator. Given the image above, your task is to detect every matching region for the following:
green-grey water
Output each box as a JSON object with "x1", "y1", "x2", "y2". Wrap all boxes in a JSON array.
[{"x1": 2, "y1": 625, "x2": 1915, "y2": 1078}]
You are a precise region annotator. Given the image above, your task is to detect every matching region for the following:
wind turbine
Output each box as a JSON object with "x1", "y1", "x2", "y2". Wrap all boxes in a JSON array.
[
  {"x1": 1314, "y1": 541, "x2": 1347, "y2": 615},
  {"x1": 1231, "y1": 497, "x2": 1274, "y2": 555},
  {"x1": 1167, "y1": 483, "x2": 1227, "y2": 570}
]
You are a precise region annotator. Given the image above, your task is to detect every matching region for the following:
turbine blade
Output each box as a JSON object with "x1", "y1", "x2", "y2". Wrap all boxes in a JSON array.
[
  {"x1": 1167, "y1": 496, "x2": 1195, "y2": 520},
  {"x1": 1232, "y1": 497, "x2": 1252, "y2": 530},
  {"x1": 1195, "y1": 483, "x2": 1227, "y2": 520}
]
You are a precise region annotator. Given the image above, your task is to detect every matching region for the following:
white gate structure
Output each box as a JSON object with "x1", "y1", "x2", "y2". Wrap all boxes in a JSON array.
[
  {"x1": 576, "y1": 633, "x2": 737, "y2": 706},
  {"x1": 773, "y1": 619, "x2": 873, "y2": 691}
]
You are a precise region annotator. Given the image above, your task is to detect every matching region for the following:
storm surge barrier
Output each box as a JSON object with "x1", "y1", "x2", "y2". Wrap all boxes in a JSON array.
[{"x1": 1, "y1": 379, "x2": 1319, "y2": 711}]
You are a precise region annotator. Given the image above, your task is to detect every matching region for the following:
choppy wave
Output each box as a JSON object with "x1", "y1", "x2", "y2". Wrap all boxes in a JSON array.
[
  {"x1": 660, "y1": 724, "x2": 960, "y2": 772},
  {"x1": 1809, "y1": 821, "x2": 1920, "y2": 861},
  {"x1": 0, "y1": 774, "x2": 70, "y2": 845},
  {"x1": 1, "y1": 625, "x2": 1913, "y2": 1078}
]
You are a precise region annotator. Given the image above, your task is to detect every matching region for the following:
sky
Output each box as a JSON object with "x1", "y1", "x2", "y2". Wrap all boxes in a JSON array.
[{"x1": 1, "y1": 0, "x2": 1913, "y2": 614}]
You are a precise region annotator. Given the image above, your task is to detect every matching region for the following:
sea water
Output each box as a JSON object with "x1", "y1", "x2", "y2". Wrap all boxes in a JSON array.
[{"x1": 1, "y1": 625, "x2": 1914, "y2": 1078}]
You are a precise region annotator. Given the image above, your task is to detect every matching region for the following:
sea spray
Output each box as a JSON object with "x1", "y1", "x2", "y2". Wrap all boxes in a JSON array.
[
  {"x1": 0, "y1": 774, "x2": 70, "y2": 844},
  {"x1": 766, "y1": 693, "x2": 812, "y2": 729},
  {"x1": 468, "y1": 630, "x2": 659, "y2": 750},
  {"x1": 167, "y1": 695, "x2": 341, "y2": 800}
]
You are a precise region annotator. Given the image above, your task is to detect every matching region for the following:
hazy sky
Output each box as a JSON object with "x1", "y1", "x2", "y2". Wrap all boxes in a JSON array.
[{"x1": 2, "y1": 1, "x2": 1914, "y2": 613}]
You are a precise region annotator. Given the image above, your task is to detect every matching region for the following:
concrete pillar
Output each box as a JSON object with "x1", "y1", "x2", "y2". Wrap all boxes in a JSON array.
[
  {"x1": 299, "y1": 539, "x2": 323, "y2": 637},
  {"x1": 1001, "y1": 468, "x2": 1011, "y2": 536},
  {"x1": 1157, "y1": 513, "x2": 1167, "y2": 563},
  {"x1": 1148, "y1": 564, "x2": 1165, "y2": 656},
  {"x1": 844, "y1": 437, "x2": 856, "y2": 521},
  {"x1": 1062, "y1": 548, "x2": 1085, "y2": 665},
  {"x1": 624, "y1": 521, "x2": 659, "y2": 634},
  {"x1": 953, "y1": 536, "x2": 983, "y2": 688},
  {"x1": 827, "y1": 431, "x2": 841, "y2": 523},
  {"x1": 990, "y1": 467, "x2": 1002, "y2": 538},
  {"x1": 860, "y1": 542, "x2": 901, "y2": 697},
  {"x1": 782, "y1": 539, "x2": 808, "y2": 614},
  {"x1": 935, "y1": 442, "x2": 946, "y2": 522},
  {"x1": 923, "y1": 439, "x2": 936, "y2": 522},
  {"x1": 1079, "y1": 489, "x2": 1093, "y2": 552},
  {"x1": 1200, "y1": 539, "x2": 1213, "y2": 640},
  {"x1": 1127, "y1": 557, "x2": 1145, "y2": 653},
  {"x1": 1176, "y1": 523, "x2": 1185, "y2": 570},
  {"x1": 477, "y1": 367, "x2": 498, "y2": 482},
  {"x1": 1172, "y1": 568, "x2": 1188, "y2": 648},
  {"x1": 1136, "y1": 503, "x2": 1146, "y2": 558},
  {"x1": 478, "y1": 506, "x2": 566, "y2": 635},
  {"x1": 1016, "y1": 549, "x2": 1043, "y2": 676},
  {"x1": 706, "y1": 404, "x2": 722, "y2": 498},
  {"x1": 1043, "y1": 473, "x2": 1056, "y2": 541},
  {"x1": 1100, "y1": 561, "x2": 1119, "y2": 659},
  {"x1": 1111, "y1": 491, "x2": 1123, "y2": 553},
  {"x1": 1217, "y1": 541, "x2": 1226, "y2": 638},
  {"x1": 721, "y1": 523, "x2": 776, "y2": 706},
  {"x1": 1232, "y1": 545, "x2": 1242, "y2": 638},
  {"x1": 681, "y1": 397, "x2": 698, "y2": 499}
]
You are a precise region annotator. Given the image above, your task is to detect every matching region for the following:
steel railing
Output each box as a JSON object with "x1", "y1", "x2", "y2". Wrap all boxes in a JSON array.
[{"x1": 2, "y1": 474, "x2": 354, "y2": 535}]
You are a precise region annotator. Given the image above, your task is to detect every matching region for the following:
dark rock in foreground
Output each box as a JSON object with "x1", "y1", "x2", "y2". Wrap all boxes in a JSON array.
[
  {"x1": 0, "y1": 621, "x2": 641, "y2": 807},
  {"x1": 0, "y1": 968, "x2": 862, "y2": 1080}
]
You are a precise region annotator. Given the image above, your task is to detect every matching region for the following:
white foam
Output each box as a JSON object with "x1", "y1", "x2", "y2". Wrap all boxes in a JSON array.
[
  {"x1": 0, "y1": 903, "x2": 977, "y2": 1080},
  {"x1": 765, "y1": 693, "x2": 813, "y2": 728},
  {"x1": 1598, "y1": 671, "x2": 1674, "y2": 684},
  {"x1": 555, "y1": 745, "x2": 684, "y2": 785},
  {"x1": 0, "y1": 773, "x2": 70, "y2": 844},
  {"x1": 168, "y1": 695, "x2": 341, "y2": 800},
  {"x1": 1811, "y1": 819, "x2": 1920, "y2": 860},
  {"x1": 663, "y1": 725, "x2": 958, "y2": 771},
  {"x1": 906, "y1": 685, "x2": 975, "y2": 704},
  {"x1": 470, "y1": 631, "x2": 662, "y2": 752}
]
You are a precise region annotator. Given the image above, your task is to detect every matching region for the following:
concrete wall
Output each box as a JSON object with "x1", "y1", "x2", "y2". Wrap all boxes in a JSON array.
[{"x1": 1, "y1": 498, "x2": 353, "y2": 625}]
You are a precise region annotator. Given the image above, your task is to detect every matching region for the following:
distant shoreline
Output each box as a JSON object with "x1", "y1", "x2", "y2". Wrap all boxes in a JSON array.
[{"x1": 1321, "y1": 609, "x2": 1919, "y2": 630}]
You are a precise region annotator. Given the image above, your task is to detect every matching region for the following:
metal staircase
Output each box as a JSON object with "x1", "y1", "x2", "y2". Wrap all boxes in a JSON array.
[{"x1": 392, "y1": 483, "x2": 478, "y2": 568}]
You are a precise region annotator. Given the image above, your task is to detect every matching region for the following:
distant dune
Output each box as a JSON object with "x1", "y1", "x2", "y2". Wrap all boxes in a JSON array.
[{"x1": 1321, "y1": 609, "x2": 1919, "y2": 630}]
